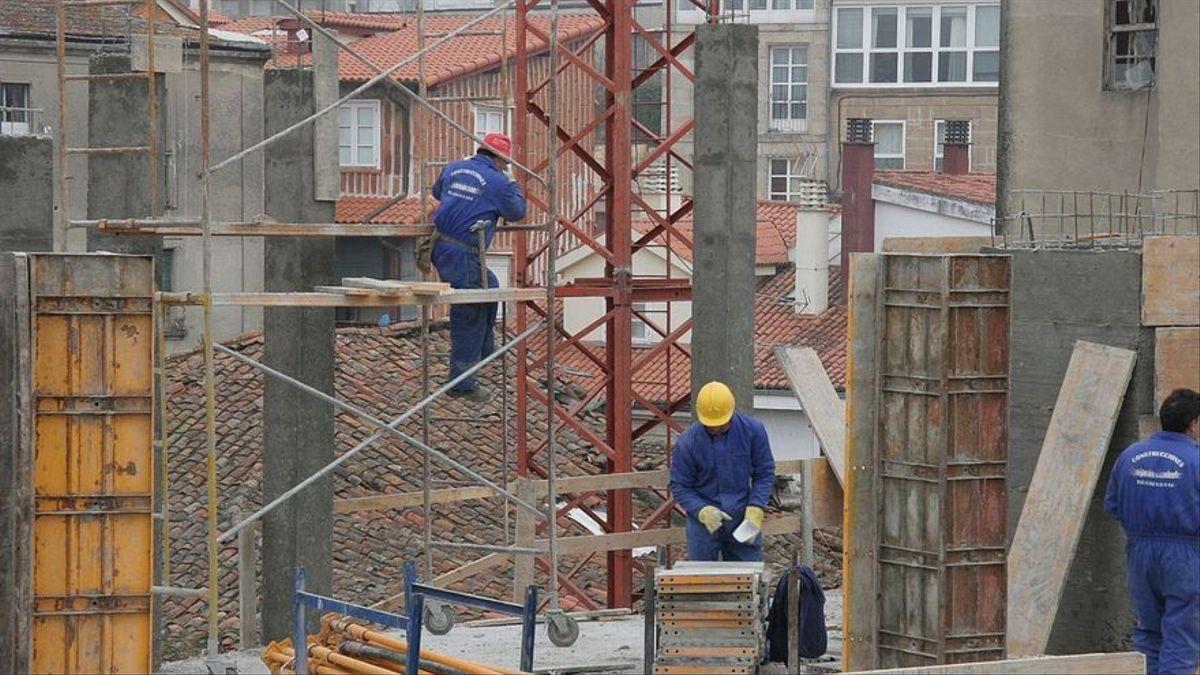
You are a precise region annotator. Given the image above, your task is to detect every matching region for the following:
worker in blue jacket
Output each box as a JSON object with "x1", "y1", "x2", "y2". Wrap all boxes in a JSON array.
[
  {"x1": 1105, "y1": 387, "x2": 1200, "y2": 675},
  {"x1": 430, "y1": 133, "x2": 527, "y2": 402},
  {"x1": 669, "y1": 381, "x2": 776, "y2": 561}
]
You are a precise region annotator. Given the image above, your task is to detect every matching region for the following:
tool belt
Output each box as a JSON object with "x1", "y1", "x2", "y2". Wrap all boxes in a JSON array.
[{"x1": 416, "y1": 231, "x2": 481, "y2": 274}]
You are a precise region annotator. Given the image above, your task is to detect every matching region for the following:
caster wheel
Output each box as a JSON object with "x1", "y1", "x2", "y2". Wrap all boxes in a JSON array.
[
  {"x1": 546, "y1": 613, "x2": 579, "y2": 647},
  {"x1": 424, "y1": 602, "x2": 456, "y2": 635}
]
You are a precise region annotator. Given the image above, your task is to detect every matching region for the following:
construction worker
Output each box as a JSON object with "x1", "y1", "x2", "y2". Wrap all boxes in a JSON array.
[
  {"x1": 429, "y1": 133, "x2": 526, "y2": 402},
  {"x1": 1104, "y1": 387, "x2": 1200, "y2": 675},
  {"x1": 669, "y1": 381, "x2": 776, "y2": 562}
]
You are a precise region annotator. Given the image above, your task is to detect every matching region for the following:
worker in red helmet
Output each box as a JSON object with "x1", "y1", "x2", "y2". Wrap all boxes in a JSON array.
[{"x1": 428, "y1": 133, "x2": 527, "y2": 402}]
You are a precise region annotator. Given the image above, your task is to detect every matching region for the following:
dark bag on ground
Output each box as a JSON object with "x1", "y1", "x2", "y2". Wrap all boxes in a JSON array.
[{"x1": 765, "y1": 564, "x2": 827, "y2": 663}]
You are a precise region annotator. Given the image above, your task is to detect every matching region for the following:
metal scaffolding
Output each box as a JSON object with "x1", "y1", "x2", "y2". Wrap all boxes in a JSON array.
[{"x1": 52, "y1": 0, "x2": 716, "y2": 660}]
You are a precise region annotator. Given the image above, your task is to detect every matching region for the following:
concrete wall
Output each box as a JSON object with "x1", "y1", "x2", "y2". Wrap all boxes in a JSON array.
[
  {"x1": 1007, "y1": 249, "x2": 1155, "y2": 654},
  {"x1": 0, "y1": 136, "x2": 53, "y2": 252},
  {"x1": 0, "y1": 38, "x2": 268, "y2": 351},
  {"x1": 998, "y1": 0, "x2": 1200, "y2": 221},
  {"x1": 827, "y1": 92, "x2": 998, "y2": 190}
]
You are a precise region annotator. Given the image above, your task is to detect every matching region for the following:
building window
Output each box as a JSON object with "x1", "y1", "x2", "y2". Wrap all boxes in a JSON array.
[
  {"x1": 338, "y1": 100, "x2": 380, "y2": 168},
  {"x1": 704, "y1": 0, "x2": 813, "y2": 20},
  {"x1": 474, "y1": 104, "x2": 512, "y2": 136},
  {"x1": 1106, "y1": 0, "x2": 1156, "y2": 90},
  {"x1": 0, "y1": 83, "x2": 31, "y2": 136},
  {"x1": 934, "y1": 120, "x2": 971, "y2": 171},
  {"x1": 769, "y1": 46, "x2": 808, "y2": 131},
  {"x1": 872, "y1": 121, "x2": 905, "y2": 169},
  {"x1": 833, "y1": 4, "x2": 1000, "y2": 86},
  {"x1": 768, "y1": 158, "x2": 826, "y2": 205},
  {"x1": 632, "y1": 302, "x2": 668, "y2": 345}
]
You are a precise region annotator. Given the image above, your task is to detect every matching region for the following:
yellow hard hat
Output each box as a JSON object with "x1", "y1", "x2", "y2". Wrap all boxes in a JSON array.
[{"x1": 696, "y1": 381, "x2": 735, "y2": 427}]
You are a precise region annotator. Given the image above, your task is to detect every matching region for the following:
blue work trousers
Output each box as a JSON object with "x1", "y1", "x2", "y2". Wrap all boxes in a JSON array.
[
  {"x1": 1126, "y1": 536, "x2": 1200, "y2": 675},
  {"x1": 432, "y1": 241, "x2": 498, "y2": 392},
  {"x1": 685, "y1": 517, "x2": 763, "y2": 562}
]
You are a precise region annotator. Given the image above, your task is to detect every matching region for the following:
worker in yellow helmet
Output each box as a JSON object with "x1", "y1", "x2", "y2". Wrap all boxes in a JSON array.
[{"x1": 669, "y1": 381, "x2": 776, "y2": 561}]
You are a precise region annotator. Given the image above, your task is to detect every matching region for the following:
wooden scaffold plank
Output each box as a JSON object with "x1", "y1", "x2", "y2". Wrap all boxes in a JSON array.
[
  {"x1": 1006, "y1": 340, "x2": 1137, "y2": 657},
  {"x1": 846, "y1": 651, "x2": 1145, "y2": 675},
  {"x1": 774, "y1": 345, "x2": 846, "y2": 485}
]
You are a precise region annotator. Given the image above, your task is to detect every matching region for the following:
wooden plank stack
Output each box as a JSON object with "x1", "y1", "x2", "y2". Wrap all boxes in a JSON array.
[{"x1": 653, "y1": 562, "x2": 770, "y2": 674}]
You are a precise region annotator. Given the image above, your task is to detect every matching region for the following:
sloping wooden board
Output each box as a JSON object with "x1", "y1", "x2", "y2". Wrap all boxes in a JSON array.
[
  {"x1": 846, "y1": 651, "x2": 1145, "y2": 675},
  {"x1": 1154, "y1": 327, "x2": 1200, "y2": 409},
  {"x1": 1142, "y1": 236, "x2": 1200, "y2": 326},
  {"x1": 774, "y1": 346, "x2": 846, "y2": 485},
  {"x1": 881, "y1": 236, "x2": 990, "y2": 254},
  {"x1": 1006, "y1": 340, "x2": 1137, "y2": 657}
]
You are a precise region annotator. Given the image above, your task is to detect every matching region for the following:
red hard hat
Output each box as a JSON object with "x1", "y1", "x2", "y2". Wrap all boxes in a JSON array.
[{"x1": 481, "y1": 133, "x2": 513, "y2": 160}]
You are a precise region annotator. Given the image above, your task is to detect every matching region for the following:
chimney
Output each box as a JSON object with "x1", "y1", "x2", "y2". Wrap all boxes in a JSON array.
[
  {"x1": 839, "y1": 118, "x2": 875, "y2": 301},
  {"x1": 942, "y1": 120, "x2": 971, "y2": 175},
  {"x1": 278, "y1": 18, "x2": 313, "y2": 56},
  {"x1": 794, "y1": 207, "x2": 830, "y2": 315}
]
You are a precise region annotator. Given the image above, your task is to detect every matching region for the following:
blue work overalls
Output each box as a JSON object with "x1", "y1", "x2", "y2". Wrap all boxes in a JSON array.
[
  {"x1": 1105, "y1": 431, "x2": 1200, "y2": 675},
  {"x1": 668, "y1": 412, "x2": 776, "y2": 561},
  {"x1": 430, "y1": 153, "x2": 526, "y2": 392}
]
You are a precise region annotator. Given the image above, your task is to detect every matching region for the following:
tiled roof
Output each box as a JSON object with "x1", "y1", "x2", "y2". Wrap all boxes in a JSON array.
[
  {"x1": 336, "y1": 195, "x2": 428, "y2": 224},
  {"x1": 338, "y1": 13, "x2": 603, "y2": 85},
  {"x1": 555, "y1": 265, "x2": 846, "y2": 399},
  {"x1": 206, "y1": 8, "x2": 232, "y2": 25},
  {"x1": 630, "y1": 200, "x2": 806, "y2": 267},
  {"x1": 874, "y1": 171, "x2": 997, "y2": 207},
  {"x1": 300, "y1": 9, "x2": 407, "y2": 31},
  {"x1": 162, "y1": 321, "x2": 841, "y2": 658},
  {"x1": 0, "y1": 0, "x2": 245, "y2": 42},
  {"x1": 216, "y1": 15, "x2": 278, "y2": 35}
]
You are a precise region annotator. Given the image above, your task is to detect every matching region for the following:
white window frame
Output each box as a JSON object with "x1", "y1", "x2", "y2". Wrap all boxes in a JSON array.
[
  {"x1": 473, "y1": 104, "x2": 513, "y2": 136},
  {"x1": 768, "y1": 45, "x2": 808, "y2": 133},
  {"x1": 676, "y1": 0, "x2": 815, "y2": 25},
  {"x1": 1104, "y1": 0, "x2": 1157, "y2": 91},
  {"x1": 769, "y1": 157, "x2": 809, "y2": 201},
  {"x1": 933, "y1": 119, "x2": 971, "y2": 171},
  {"x1": 339, "y1": 100, "x2": 381, "y2": 168},
  {"x1": 0, "y1": 82, "x2": 32, "y2": 136},
  {"x1": 831, "y1": 3, "x2": 1000, "y2": 88},
  {"x1": 872, "y1": 120, "x2": 906, "y2": 170},
  {"x1": 631, "y1": 302, "x2": 668, "y2": 345}
]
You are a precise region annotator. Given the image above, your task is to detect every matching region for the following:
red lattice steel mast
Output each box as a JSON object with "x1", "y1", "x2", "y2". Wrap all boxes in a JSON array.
[{"x1": 515, "y1": 0, "x2": 716, "y2": 606}]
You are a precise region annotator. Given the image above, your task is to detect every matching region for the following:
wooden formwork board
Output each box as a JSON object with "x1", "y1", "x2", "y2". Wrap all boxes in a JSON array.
[
  {"x1": 1141, "y1": 236, "x2": 1200, "y2": 326},
  {"x1": 846, "y1": 651, "x2": 1145, "y2": 674},
  {"x1": 873, "y1": 254, "x2": 1011, "y2": 669},
  {"x1": 1154, "y1": 327, "x2": 1200, "y2": 408},
  {"x1": 775, "y1": 346, "x2": 846, "y2": 485},
  {"x1": 654, "y1": 664, "x2": 752, "y2": 675},
  {"x1": 1006, "y1": 341, "x2": 1136, "y2": 658},
  {"x1": 28, "y1": 254, "x2": 155, "y2": 674}
]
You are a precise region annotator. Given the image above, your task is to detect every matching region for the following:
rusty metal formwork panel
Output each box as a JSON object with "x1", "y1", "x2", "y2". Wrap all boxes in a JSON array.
[
  {"x1": 29, "y1": 254, "x2": 155, "y2": 674},
  {"x1": 874, "y1": 254, "x2": 1009, "y2": 668}
]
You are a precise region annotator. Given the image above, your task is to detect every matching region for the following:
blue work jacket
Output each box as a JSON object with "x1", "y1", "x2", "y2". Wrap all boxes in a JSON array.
[
  {"x1": 431, "y1": 153, "x2": 526, "y2": 249},
  {"x1": 1105, "y1": 431, "x2": 1200, "y2": 541},
  {"x1": 669, "y1": 412, "x2": 776, "y2": 524}
]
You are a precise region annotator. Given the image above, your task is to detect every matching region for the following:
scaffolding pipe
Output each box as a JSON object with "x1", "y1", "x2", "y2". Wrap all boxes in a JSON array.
[
  {"x1": 544, "y1": 0, "x2": 562, "y2": 613},
  {"x1": 215, "y1": 320, "x2": 549, "y2": 543},
  {"x1": 197, "y1": 0, "x2": 219, "y2": 658}
]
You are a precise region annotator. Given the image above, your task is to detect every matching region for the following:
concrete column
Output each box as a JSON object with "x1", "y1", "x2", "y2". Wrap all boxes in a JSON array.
[
  {"x1": 260, "y1": 69, "x2": 336, "y2": 642},
  {"x1": 0, "y1": 137, "x2": 53, "y2": 252},
  {"x1": 85, "y1": 52, "x2": 164, "y2": 255},
  {"x1": 691, "y1": 24, "x2": 758, "y2": 411}
]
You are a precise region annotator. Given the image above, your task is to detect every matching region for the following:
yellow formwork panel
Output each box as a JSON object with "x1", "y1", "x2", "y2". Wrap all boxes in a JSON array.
[{"x1": 29, "y1": 255, "x2": 154, "y2": 675}]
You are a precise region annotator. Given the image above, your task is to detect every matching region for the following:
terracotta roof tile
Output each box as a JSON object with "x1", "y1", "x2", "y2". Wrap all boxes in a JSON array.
[
  {"x1": 335, "y1": 195, "x2": 429, "y2": 224},
  {"x1": 630, "y1": 200, "x2": 809, "y2": 267},
  {"x1": 0, "y1": 0, "x2": 247, "y2": 42},
  {"x1": 300, "y1": 9, "x2": 407, "y2": 31},
  {"x1": 338, "y1": 13, "x2": 603, "y2": 86},
  {"x1": 874, "y1": 171, "x2": 996, "y2": 206}
]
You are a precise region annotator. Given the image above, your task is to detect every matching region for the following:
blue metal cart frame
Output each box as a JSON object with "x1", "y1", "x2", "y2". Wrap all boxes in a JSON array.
[
  {"x1": 403, "y1": 561, "x2": 539, "y2": 672},
  {"x1": 292, "y1": 566, "x2": 424, "y2": 675}
]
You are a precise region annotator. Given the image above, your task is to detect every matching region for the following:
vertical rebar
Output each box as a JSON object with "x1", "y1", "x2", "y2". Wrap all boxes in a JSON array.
[
  {"x1": 156, "y1": 299, "x2": 171, "y2": 586},
  {"x1": 198, "y1": 0, "x2": 218, "y2": 658},
  {"x1": 54, "y1": 0, "x2": 68, "y2": 251},
  {"x1": 146, "y1": 0, "x2": 158, "y2": 216},
  {"x1": 421, "y1": 305, "x2": 432, "y2": 580},
  {"x1": 544, "y1": 0, "x2": 561, "y2": 612}
]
